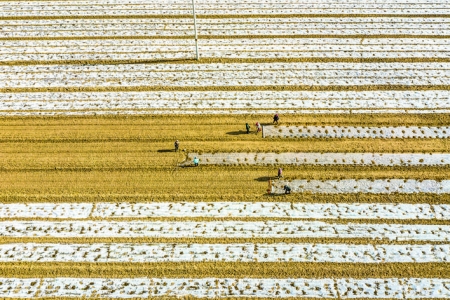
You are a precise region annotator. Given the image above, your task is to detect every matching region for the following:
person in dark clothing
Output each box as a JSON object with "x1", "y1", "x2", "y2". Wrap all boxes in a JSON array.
[
  {"x1": 284, "y1": 185, "x2": 291, "y2": 194},
  {"x1": 273, "y1": 113, "x2": 279, "y2": 124},
  {"x1": 246, "y1": 123, "x2": 251, "y2": 134},
  {"x1": 174, "y1": 140, "x2": 179, "y2": 152}
]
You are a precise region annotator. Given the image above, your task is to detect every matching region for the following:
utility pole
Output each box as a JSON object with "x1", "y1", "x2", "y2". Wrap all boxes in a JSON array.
[{"x1": 192, "y1": 0, "x2": 199, "y2": 60}]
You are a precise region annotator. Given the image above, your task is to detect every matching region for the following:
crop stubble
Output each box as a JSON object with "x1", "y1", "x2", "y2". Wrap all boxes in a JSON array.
[{"x1": 1, "y1": 2, "x2": 450, "y2": 292}]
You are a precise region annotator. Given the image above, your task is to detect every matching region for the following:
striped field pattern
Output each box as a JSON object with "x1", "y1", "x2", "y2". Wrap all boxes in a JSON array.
[{"x1": 1, "y1": 0, "x2": 450, "y2": 299}]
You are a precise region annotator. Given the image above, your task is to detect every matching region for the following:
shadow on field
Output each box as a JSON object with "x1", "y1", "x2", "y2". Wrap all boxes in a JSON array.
[
  {"x1": 226, "y1": 130, "x2": 250, "y2": 135},
  {"x1": 157, "y1": 149, "x2": 175, "y2": 153},
  {"x1": 254, "y1": 176, "x2": 275, "y2": 182},
  {"x1": 263, "y1": 193, "x2": 285, "y2": 198},
  {"x1": 179, "y1": 165, "x2": 197, "y2": 168}
]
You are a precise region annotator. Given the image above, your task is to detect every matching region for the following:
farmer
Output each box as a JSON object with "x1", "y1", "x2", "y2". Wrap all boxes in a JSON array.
[
  {"x1": 174, "y1": 140, "x2": 179, "y2": 152},
  {"x1": 193, "y1": 156, "x2": 199, "y2": 167},
  {"x1": 283, "y1": 185, "x2": 291, "y2": 194},
  {"x1": 255, "y1": 122, "x2": 262, "y2": 135},
  {"x1": 277, "y1": 167, "x2": 283, "y2": 178},
  {"x1": 246, "y1": 123, "x2": 251, "y2": 134},
  {"x1": 273, "y1": 113, "x2": 279, "y2": 124}
]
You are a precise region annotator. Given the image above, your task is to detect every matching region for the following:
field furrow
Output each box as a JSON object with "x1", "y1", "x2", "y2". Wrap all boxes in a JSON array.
[
  {"x1": 92, "y1": 202, "x2": 450, "y2": 220},
  {"x1": 183, "y1": 152, "x2": 450, "y2": 166},
  {"x1": 2, "y1": 17, "x2": 450, "y2": 38},
  {"x1": 0, "y1": 243, "x2": 448, "y2": 263},
  {"x1": 264, "y1": 125, "x2": 450, "y2": 138},
  {"x1": 0, "y1": 203, "x2": 93, "y2": 219},
  {"x1": 1, "y1": 277, "x2": 449, "y2": 298},
  {"x1": 4, "y1": 109, "x2": 450, "y2": 116},
  {"x1": 1, "y1": 90, "x2": 450, "y2": 115},
  {"x1": 272, "y1": 179, "x2": 450, "y2": 194},
  {"x1": 1, "y1": 220, "x2": 449, "y2": 240},
  {"x1": 1, "y1": 202, "x2": 448, "y2": 220},
  {"x1": 1, "y1": 62, "x2": 449, "y2": 89},
  {"x1": 2, "y1": 38, "x2": 450, "y2": 62},
  {"x1": 1, "y1": 0, "x2": 450, "y2": 17}
]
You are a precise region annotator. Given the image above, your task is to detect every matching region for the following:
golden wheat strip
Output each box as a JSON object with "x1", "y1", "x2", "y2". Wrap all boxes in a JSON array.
[
  {"x1": 0, "y1": 243, "x2": 448, "y2": 263},
  {"x1": 1, "y1": 277, "x2": 448, "y2": 298},
  {"x1": 183, "y1": 152, "x2": 450, "y2": 166},
  {"x1": 1, "y1": 221, "x2": 449, "y2": 240},
  {"x1": 273, "y1": 179, "x2": 450, "y2": 194},
  {"x1": 264, "y1": 126, "x2": 450, "y2": 139}
]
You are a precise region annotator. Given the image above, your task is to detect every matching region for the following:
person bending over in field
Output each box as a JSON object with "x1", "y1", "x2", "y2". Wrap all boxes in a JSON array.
[
  {"x1": 174, "y1": 140, "x2": 179, "y2": 152},
  {"x1": 284, "y1": 185, "x2": 291, "y2": 194}
]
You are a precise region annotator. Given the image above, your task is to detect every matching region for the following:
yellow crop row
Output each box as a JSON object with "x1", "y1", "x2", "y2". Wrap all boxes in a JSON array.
[
  {"x1": 1, "y1": 166, "x2": 448, "y2": 196},
  {"x1": 0, "y1": 262, "x2": 448, "y2": 278}
]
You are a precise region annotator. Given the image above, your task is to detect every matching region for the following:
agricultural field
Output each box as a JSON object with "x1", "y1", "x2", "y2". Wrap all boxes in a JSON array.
[{"x1": 0, "y1": 0, "x2": 450, "y2": 299}]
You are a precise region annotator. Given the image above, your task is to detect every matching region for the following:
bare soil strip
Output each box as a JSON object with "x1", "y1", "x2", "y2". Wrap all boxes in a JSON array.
[
  {"x1": 0, "y1": 276, "x2": 449, "y2": 298},
  {"x1": 0, "y1": 242, "x2": 448, "y2": 263},
  {"x1": 181, "y1": 152, "x2": 450, "y2": 167},
  {"x1": 1, "y1": 277, "x2": 450, "y2": 299},
  {"x1": 263, "y1": 125, "x2": 450, "y2": 139},
  {"x1": 0, "y1": 202, "x2": 448, "y2": 220},
  {"x1": 1, "y1": 220, "x2": 449, "y2": 240},
  {"x1": 272, "y1": 179, "x2": 450, "y2": 194}
]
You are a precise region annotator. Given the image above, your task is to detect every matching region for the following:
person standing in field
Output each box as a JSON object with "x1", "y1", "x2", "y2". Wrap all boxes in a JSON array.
[
  {"x1": 193, "y1": 156, "x2": 199, "y2": 167},
  {"x1": 246, "y1": 123, "x2": 251, "y2": 134},
  {"x1": 278, "y1": 167, "x2": 283, "y2": 178},
  {"x1": 174, "y1": 140, "x2": 179, "y2": 152},
  {"x1": 255, "y1": 122, "x2": 262, "y2": 135},
  {"x1": 273, "y1": 113, "x2": 279, "y2": 124}
]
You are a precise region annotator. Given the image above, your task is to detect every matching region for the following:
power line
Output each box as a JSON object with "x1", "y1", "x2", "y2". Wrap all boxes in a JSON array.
[{"x1": 192, "y1": 0, "x2": 199, "y2": 60}]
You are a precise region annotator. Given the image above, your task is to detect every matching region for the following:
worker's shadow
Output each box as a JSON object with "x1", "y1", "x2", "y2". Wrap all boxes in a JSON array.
[
  {"x1": 226, "y1": 130, "x2": 250, "y2": 135},
  {"x1": 157, "y1": 149, "x2": 176, "y2": 153},
  {"x1": 179, "y1": 165, "x2": 197, "y2": 168},
  {"x1": 254, "y1": 176, "x2": 275, "y2": 182}
]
